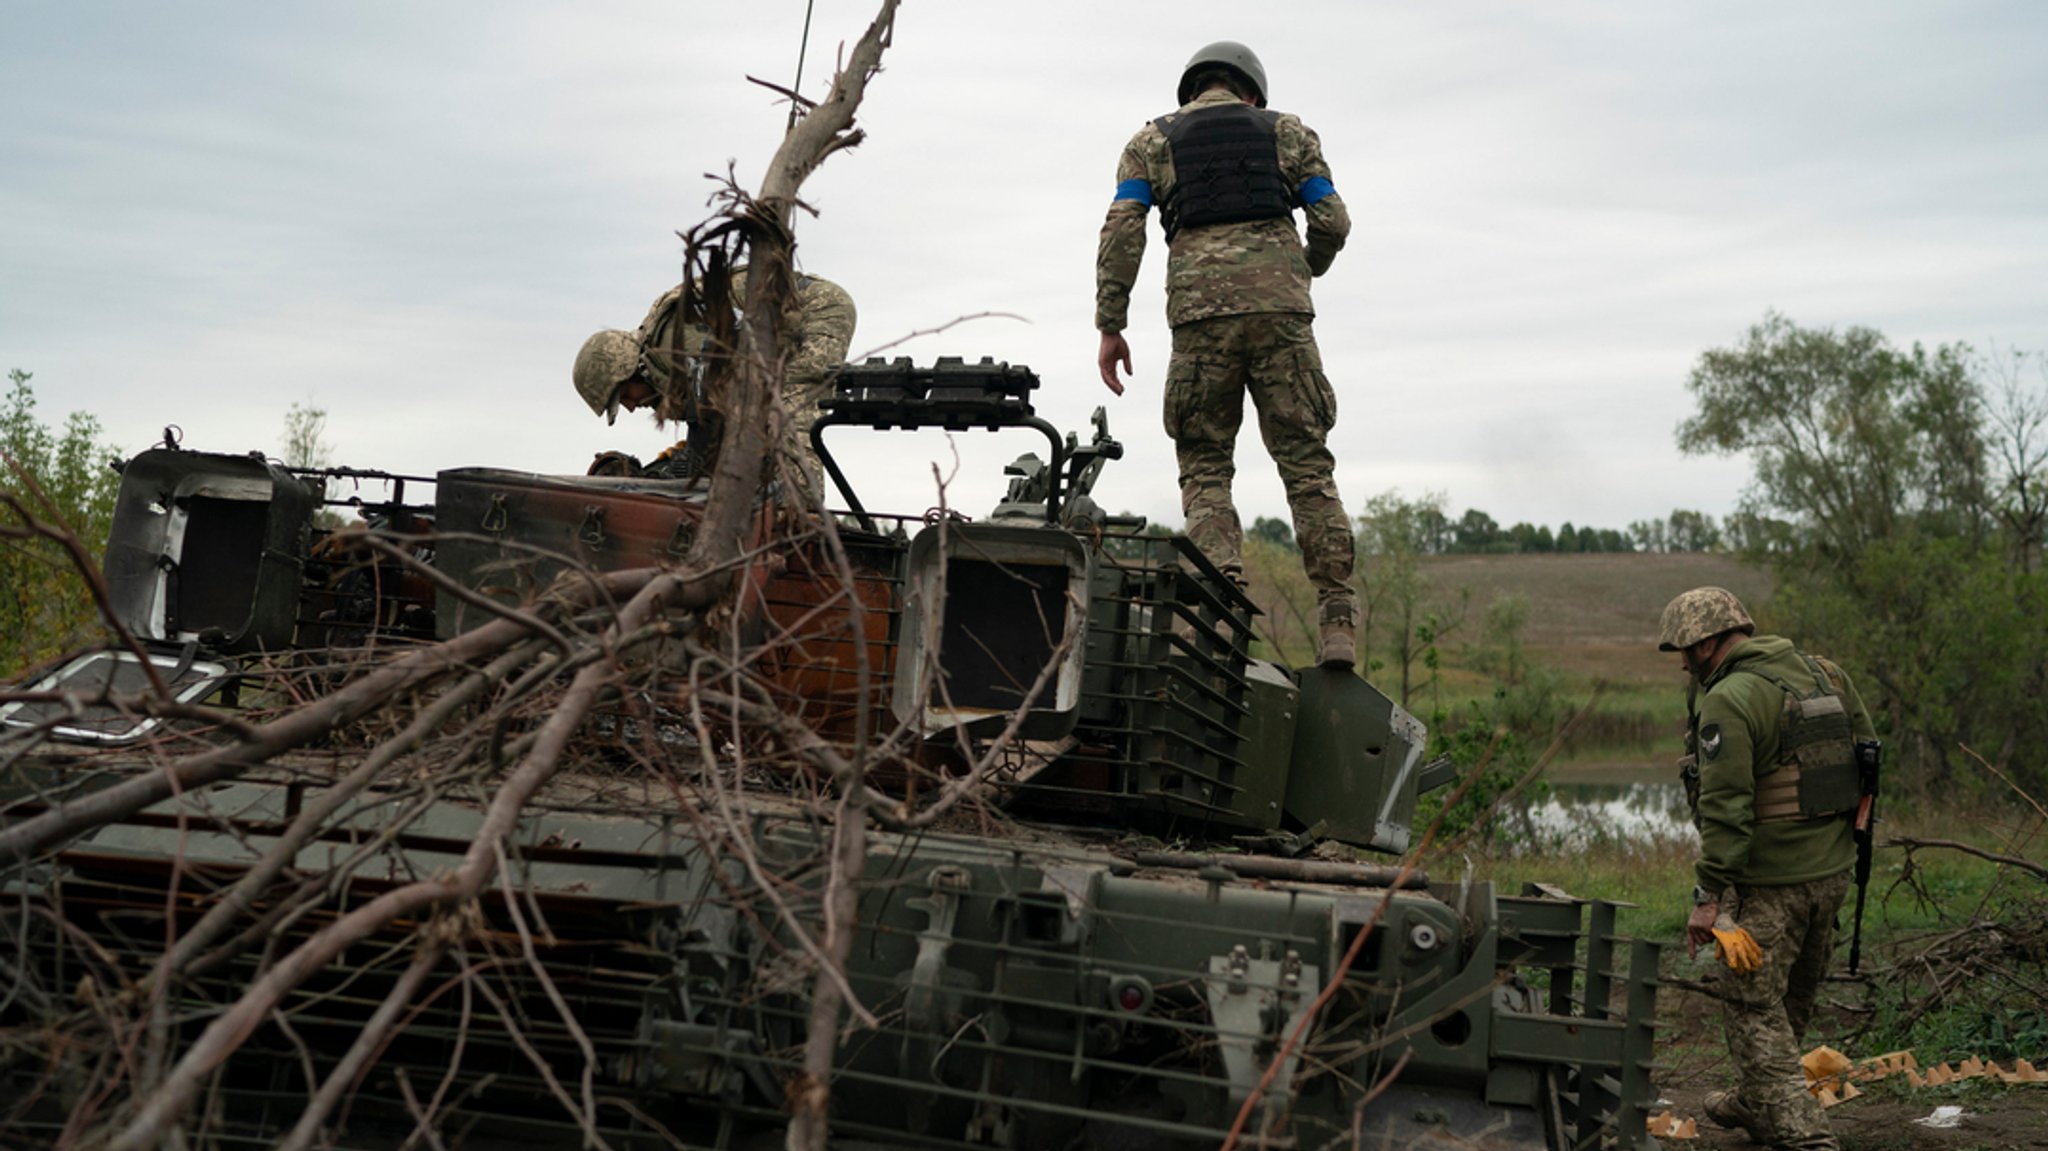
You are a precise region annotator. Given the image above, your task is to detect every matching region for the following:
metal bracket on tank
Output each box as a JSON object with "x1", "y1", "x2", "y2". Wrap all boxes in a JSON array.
[
  {"x1": 578, "y1": 504, "x2": 607, "y2": 548},
  {"x1": 1204, "y1": 945, "x2": 1318, "y2": 1111},
  {"x1": 898, "y1": 865, "x2": 977, "y2": 1133}
]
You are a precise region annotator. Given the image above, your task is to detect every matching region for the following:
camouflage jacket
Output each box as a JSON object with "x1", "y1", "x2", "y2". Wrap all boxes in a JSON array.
[
  {"x1": 1692, "y1": 635, "x2": 1874, "y2": 895},
  {"x1": 640, "y1": 269, "x2": 857, "y2": 397},
  {"x1": 1094, "y1": 87, "x2": 1351, "y2": 333}
]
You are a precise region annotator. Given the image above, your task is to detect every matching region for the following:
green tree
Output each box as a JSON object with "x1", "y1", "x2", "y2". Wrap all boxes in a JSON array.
[
  {"x1": 1246, "y1": 515, "x2": 1296, "y2": 550},
  {"x1": 1452, "y1": 507, "x2": 1499, "y2": 553},
  {"x1": 1241, "y1": 533, "x2": 1316, "y2": 662},
  {"x1": 1357, "y1": 489, "x2": 1468, "y2": 706},
  {"x1": 1679, "y1": 316, "x2": 2048, "y2": 793},
  {"x1": 1556, "y1": 522, "x2": 1579, "y2": 553},
  {"x1": 1983, "y1": 346, "x2": 2048, "y2": 571},
  {"x1": 2, "y1": 370, "x2": 122, "y2": 669},
  {"x1": 1416, "y1": 502, "x2": 1452, "y2": 555},
  {"x1": 1099, "y1": 517, "x2": 1178, "y2": 561},
  {"x1": 283, "y1": 401, "x2": 333, "y2": 471},
  {"x1": 1414, "y1": 671, "x2": 1564, "y2": 852},
  {"x1": 1627, "y1": 518, "x2": 1666, "y2": 553},
  {"x1": 283, "y1": 400, "x2": 353, "y2": 528},
  {"x1": 1666, "y1": 508, "x2": 1721, "y2": 552},
  {"x1": 1476, "y1": 592, "x2": 1531, "y2": 685},
  {"x1": 1680, "y1": 311, "x2": 1987, "y2": 560}
]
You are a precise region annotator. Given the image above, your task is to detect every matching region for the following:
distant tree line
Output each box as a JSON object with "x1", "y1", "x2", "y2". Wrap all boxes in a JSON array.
[
  {"x1": 1239, "y1": 497, "x2": 1732, "y2": 702},
  {"x1": 1249, "y1": 505, "x2": 1728, "y2": 556}
]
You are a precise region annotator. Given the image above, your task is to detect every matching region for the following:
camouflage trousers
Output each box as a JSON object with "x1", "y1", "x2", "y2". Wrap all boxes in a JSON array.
[
  {"x1": 1165, "y1": 313, "x2": 1355, "y2": 618},
  {"x1": 772, "y1": 277, "x2": 857, "y2": 508},
  {"x1": 1720, "y1": 871, "x2": 1852, "y2": 1151},
  {"x1": 775, "y1": 366, "x2": 835, "y2": 507}
]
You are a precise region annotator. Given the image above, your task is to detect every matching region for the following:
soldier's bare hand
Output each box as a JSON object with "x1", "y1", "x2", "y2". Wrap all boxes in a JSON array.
[
  {"x1": 1097, "y1": 331, "x2": 1131, "y2": 395},
  {"x1": 1685, "y1": 901, "x2": 1718, "y2": 959}
]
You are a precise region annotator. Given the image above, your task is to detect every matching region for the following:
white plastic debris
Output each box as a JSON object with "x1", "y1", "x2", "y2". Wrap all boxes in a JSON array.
[{"x1": 1913, "y1": 1105, "x2": 1965, "y2": 1129}]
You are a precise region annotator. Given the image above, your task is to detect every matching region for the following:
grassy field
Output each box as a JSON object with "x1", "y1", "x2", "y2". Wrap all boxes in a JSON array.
[
  {"x1": 1418, "y1": 550, "x2": 1774, "y2": 682},
  {"x1": 1397, "y1": 550, "x2": 1777, "y2": 765}
]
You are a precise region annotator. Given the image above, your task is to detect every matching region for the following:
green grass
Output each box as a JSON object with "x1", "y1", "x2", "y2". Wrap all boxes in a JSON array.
[
  {"x1": 1450, "y1": 832, "x2": 1698, "y2": 940},
  {"x1": 1448, "y1": 798, "x2": 2048, "y2": 1064}
]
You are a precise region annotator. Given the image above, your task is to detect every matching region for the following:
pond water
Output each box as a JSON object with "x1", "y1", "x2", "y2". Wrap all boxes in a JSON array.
[{"x1": 1519, "y1": 764, "x2": 1698, "y2": 852}]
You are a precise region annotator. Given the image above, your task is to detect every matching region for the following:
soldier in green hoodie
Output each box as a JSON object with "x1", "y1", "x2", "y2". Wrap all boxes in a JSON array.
[{"x1": 1659, "y1": 587, "x2": 1876, "y2": 1151}]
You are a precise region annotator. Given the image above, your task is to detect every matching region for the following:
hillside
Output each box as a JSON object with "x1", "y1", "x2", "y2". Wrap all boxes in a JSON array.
[{"x1": 1419, "y1": 551, "x2": 1775, "y2": 687}]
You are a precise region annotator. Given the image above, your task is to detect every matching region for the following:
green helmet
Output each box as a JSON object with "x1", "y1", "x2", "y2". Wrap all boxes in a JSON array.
[
  {"x1": 573, "y1": 330, "x2": 641, "y2": 425},
  {"x1": 1658, "y1": 586, "x2": 1755, "y2": 652},
  {"x1": 1178, "y1": 41, "x2": 1268, "y2": 108}
]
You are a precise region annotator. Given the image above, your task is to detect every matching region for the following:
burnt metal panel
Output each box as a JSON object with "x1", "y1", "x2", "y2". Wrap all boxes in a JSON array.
[
  {"x1": 893, "y1": 522, "x2": 1090, "y2": 740},
  {"x1": 102, "y1": 448, "x2": 314, "y2": 652},
  {"x1": 432, "y1": 468, "x2": 709, "y2": 635}
]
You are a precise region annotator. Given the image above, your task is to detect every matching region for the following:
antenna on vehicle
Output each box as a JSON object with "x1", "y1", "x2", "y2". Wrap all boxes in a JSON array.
[{"x1": 787, "y1": 0, "x2": 817, "y2": 132}]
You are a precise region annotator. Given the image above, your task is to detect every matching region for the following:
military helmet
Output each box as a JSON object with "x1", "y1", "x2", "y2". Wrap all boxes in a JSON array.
[
  {"x1": 573, "y1": 330, "x2": 642, "y2": 426},
  {"x1": 1657, "y1": 586, "x2": 1756, "y2": 652},
  {"x1": 1178, "y1": 41, "x2": 1268, "y2": 108}
]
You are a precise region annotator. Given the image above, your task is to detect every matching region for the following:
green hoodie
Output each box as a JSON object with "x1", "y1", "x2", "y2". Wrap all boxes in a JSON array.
[{"x1": 1691, "y1": 635, "x2": 1874, "y2": 895}]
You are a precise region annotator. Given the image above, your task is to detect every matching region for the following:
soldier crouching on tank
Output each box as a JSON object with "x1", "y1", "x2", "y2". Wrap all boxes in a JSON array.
[
  {"x1": 572, "y1": 268, "x2": 856, "y2": 506},
  {"x1": 1660, "y1": 586, "x2": 1877, "y2": 1151},
  {"x1": 1093, "y1": 40, "x2": 1360, "y2": 669}
]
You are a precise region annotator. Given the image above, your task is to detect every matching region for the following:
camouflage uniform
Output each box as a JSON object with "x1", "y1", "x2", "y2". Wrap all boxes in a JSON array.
[
  {"x1": 639, "y1": 270, "x2": 857, "y2": 504},
  {"x1": 1096, "y1": 86, "x2": 1355, "y2": 625},
  {"x1": 1686, "y1": 632, "x2": 1875, "y2": 1151},
  {"x1": 1718, "y1": 873, "x2": 1852, "y2": 1150}
]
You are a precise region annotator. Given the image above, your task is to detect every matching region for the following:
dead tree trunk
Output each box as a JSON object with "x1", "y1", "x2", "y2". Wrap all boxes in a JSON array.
[{"x1": 736, "y1": 6, "x2": 900, "y2": 1149}]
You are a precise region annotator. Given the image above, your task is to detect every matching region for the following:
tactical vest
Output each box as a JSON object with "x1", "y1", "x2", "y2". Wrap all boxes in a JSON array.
[
  {"x1": 1685, "y1": 653, "x2": 1861, "y2": 825},
  {"x1": 1749, "y1": 655, "x2": 1861, "y2": 822},
  {"x1": 1155, "y1": 104, "x2": 1292, "y2": 243}
]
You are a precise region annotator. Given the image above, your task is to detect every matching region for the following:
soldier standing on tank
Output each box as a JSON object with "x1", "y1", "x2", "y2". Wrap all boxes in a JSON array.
[
  {"x1": 1094, "y1": 41, "x2": 1359, "y2": 668},
  {"x1": 1659, "y1": 586, "x2": 1877, "y2": 1151},
  {"x1": 573, "y1": 268, "x2": 856, "y2": 506}
]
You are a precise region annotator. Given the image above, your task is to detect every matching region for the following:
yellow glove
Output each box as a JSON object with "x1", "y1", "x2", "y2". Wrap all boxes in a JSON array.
[{"x1": 1711, "y1": 911, "x2": 1764, "y2": 974}]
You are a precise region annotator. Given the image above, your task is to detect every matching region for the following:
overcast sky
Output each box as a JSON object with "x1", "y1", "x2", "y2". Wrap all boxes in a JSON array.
[{"x1": 5, "y1": 1, "x2": 2045, "y2": 535}]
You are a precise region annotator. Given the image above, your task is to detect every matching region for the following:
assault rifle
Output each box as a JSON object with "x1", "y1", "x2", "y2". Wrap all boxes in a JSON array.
[{"x1": 1847, "y1": 738, "x2": 1883, "y2": 975}]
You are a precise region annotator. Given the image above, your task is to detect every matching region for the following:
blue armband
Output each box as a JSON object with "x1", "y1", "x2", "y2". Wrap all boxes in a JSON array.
[
  {"x1": 1298, "y1": 176, "x2": 1335, "y2": 205},
  {"x1": 1113, "y1": 178, "x2": 1154, "y2": 206}
]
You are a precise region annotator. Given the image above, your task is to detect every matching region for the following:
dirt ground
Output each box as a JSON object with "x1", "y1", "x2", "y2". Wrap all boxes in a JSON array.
[{"x1": 1655, "y1": 976, "x2": 2048, "y2": 1150}]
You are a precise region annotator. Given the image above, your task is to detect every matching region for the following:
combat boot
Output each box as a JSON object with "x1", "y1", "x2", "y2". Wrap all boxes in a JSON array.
[
  {"x1": 1702, "y1": 1090, "x2": 1770, "y2": 1143},
  {"x1": 1318, "y1": 593, "x2": 1351, "y2": 667}
]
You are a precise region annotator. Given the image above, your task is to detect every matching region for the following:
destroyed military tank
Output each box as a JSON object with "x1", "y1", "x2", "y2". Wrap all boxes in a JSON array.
[{"x1": 0, "y1": 358, "x2": 1660, "y2": 1150}]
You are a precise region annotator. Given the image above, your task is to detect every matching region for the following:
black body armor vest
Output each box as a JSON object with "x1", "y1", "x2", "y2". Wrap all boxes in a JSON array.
[{"x1": 1155, "y1": 104, "x2": 1292, "y2": 242}]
